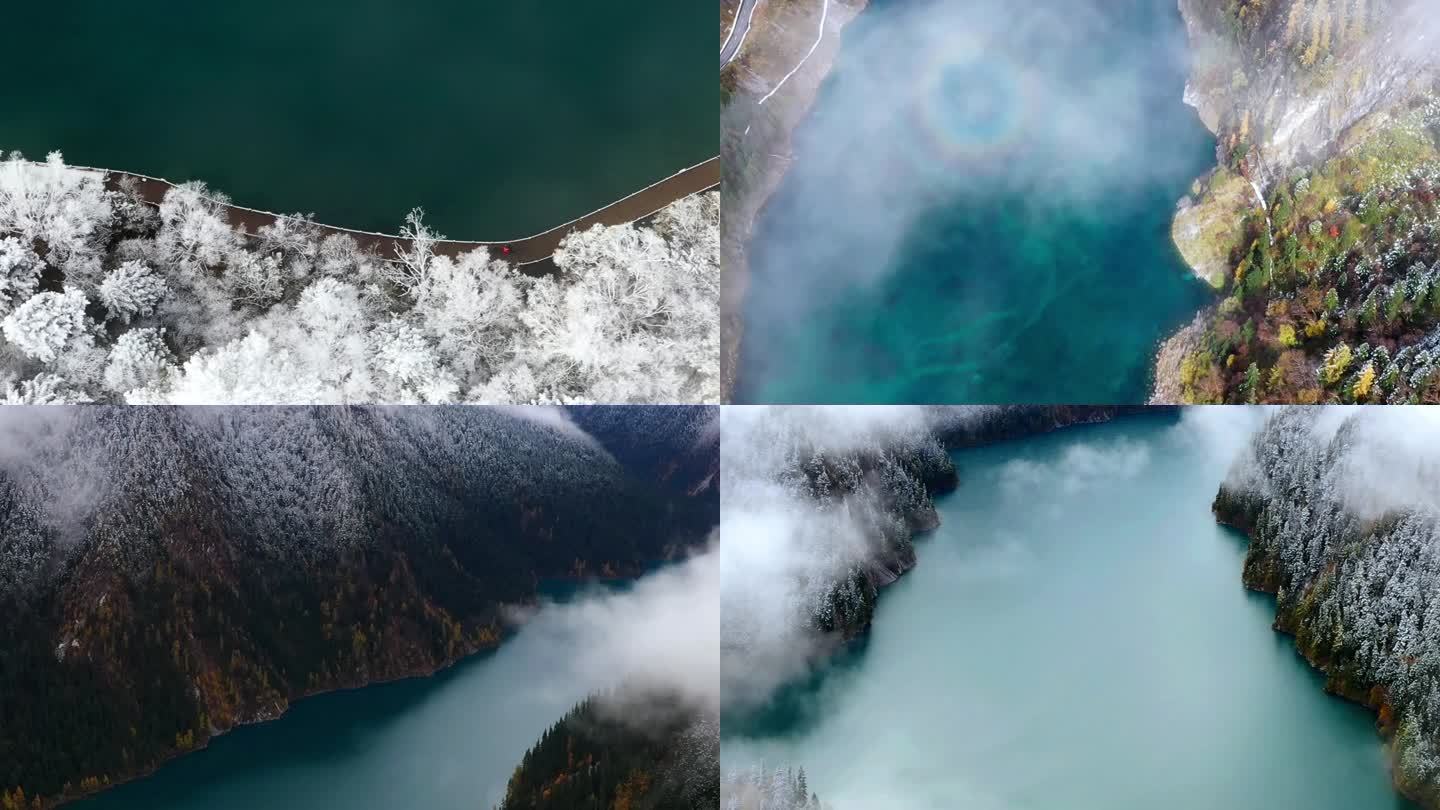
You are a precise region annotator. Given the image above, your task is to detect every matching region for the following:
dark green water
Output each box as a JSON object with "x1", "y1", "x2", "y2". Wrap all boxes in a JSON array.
[
  {"x1": 1, "y1": 0, "x2": 713, "y2": 237},
  {"x1": 724, "y1": 413, "x2": 1414, "y2": 809},
  {"x1": 73, "y1": 585, "x2": 609, "y2": 810},
  {"x1": 737, "y1": 0, "x2": 1215, "y2": 403}
]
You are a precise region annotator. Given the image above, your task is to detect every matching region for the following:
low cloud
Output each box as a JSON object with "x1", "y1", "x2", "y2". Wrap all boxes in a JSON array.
[
  {"x1": 1318, "y1": 407, "x2": 1440, "y2": 521},
  {"x1": 720, "y1": 406, "x2": 948, "y2": 710},
  {"x1": 743, "y1": 0, "x2": 1200, "y2": 336},
  {"x1": 522, "y1": 540, "x2": 720, "y2": 720},
  {"x1": 997, "y1": 437, "x2": 1151, "y2": 497},
  {"x1": 494, "y1": 405, "x2": 606, "y2": 453}
]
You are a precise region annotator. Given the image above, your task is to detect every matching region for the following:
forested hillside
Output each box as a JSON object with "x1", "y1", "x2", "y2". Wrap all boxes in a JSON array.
[
  {"x1": 1214, "y1": 407, "x2": 1440, "y2": 806},
  {"x1": 0, "y1": 406, "x2": 717, "y2": 809},
  {"x1": 567, "y1": 405, "x2": 719, "y2": 498},
  {"x1": 722, "y1": 406, "x2": 956, "y2": 654},
  {"x1": 497, "y1": 691, "x2": 719, "y2": 810}
]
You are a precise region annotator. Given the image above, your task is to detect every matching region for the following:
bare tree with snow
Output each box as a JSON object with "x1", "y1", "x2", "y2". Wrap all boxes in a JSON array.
[{"x1": 387, "y1": 207, "x2": 439, "y2": 298}]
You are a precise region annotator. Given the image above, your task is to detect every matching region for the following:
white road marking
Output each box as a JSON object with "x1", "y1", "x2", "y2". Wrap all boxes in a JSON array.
[{"x1": 759, "y1": 0, "x2": 829, "y2": 106}]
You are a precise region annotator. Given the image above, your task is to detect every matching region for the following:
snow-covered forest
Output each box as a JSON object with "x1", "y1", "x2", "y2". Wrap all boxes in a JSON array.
[
  {"x1": 0, "y1": 152, "x2": 719, "y2": 404},
  {"x1": 721, "y1": 766, "x2": 828, "y2": 810},
  {"x1": 1215, "y1": 407, "x2": 1440, "y2": 805}
]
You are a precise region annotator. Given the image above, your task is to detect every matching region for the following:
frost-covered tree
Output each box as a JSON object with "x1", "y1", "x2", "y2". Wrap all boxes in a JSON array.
[
  {"x1": 281, "y1": 277, "x2": 378, "y2": 397},
  {"x1": 373, "y1": 319, "x2": 460, "y2": 403},
  {"x1": 223, "y1": 249, "x2": 286, "y2": 307},
  {"x1": 98, "y1": 260, "x2": 168, "y2": 323},
  {"x1": 315, "y1": 232, "x2": 371, "y2": 279},
  {"x1": 0, "y1": 151, "x2": 112, "y2": 278},
  {"x1": 110, "y1": 175, "x2": 158, "y2": 235},
  {"x1": 721, "y1": 765, "x2": 828, "y2": 810},
  {"x1": 515, "y1": 191, "x2": 719, "y2": 402},
  {"x1": 0, "y1": 236, "x2": 42, "y2": 315},
  {"x1": 155, "y1": 181, "x2": 240, "y2": 275},
  {"x1": 103, "y1": 328, "x2": 176, "y2": 394},
  {"x1": 1, "y1": 372, "x2": 85, "y2": 404},
  {"x1": 412, "y1": 249, "x2": 521, "y2": 383},
  {"x1": 155, "y1": 332, "x2": 327, "y2": 405},
  {"x1": 1, "y1": 290, "x2": 92, "y2": 362}
]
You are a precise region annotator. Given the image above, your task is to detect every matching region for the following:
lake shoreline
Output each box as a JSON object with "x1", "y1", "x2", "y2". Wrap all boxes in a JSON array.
[
  {"x1": 46, "y1": 626, "x2": 512, "y2": 810},
  {"x1": 2, "y1": 0, "x2": 714, "y2": 240},
  {"x1": 77, "y1": 157, "x2": 719, "y2": 272},
  {"x1": 1214, "y1": 506, "x2": 1429, "y2": 810},
  {"x1": 720, "y1": 0, "x2": 866, "y2": 401},
  {"x1": 47, "y1": 565, "x2": 655, "y2": 810}
]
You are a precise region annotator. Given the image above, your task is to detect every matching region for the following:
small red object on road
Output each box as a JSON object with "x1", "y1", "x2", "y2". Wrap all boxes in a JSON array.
[{"x1": 501, "y1": 245, "x2": 513, "y2": 256}]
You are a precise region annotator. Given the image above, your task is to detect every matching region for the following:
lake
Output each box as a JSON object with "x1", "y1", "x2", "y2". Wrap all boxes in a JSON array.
[
  {"x1": 73, "y1": 582, "x2": 620, "y2": 810},
  {"x1": 723, "y1": 412, "x2": 1414, "y2": 809},
  {"x1": 1, "y1": 0, "x2": 714, "y2": 238},
  {"x1": 736, "y1": 0, "x2": 1215, "y2": 403}
]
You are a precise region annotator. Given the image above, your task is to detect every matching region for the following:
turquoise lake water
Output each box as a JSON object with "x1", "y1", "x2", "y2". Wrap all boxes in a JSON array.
[
  {"x1": 724, "y1": 413, "x2": 1414, "y2": 809},
  {"x1": 737, "y1": 0, "x2": 1216, "y2": 403},
  {"x1": 1, "y1": 1, "x2": 714, "y2": 237}
]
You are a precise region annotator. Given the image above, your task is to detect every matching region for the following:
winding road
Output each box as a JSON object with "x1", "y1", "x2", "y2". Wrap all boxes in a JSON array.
[
  {"x1": 721, "y1": 0, "x2": 762, "y2": 66},
  {"x1": 95, "y1": 157, "x2": 719, "y2": 277}
]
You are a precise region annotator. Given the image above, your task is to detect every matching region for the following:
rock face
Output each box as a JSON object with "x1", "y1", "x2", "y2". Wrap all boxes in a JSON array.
[
  {"x1": 1179, "y1": 0, "x2": 1437, "y2": 189},
  {"x1": 0, "y1": 407, "x2": 718, "y2": 809},
  {"x1": 1170, "y1": 0, "x2": 1439, "y2": 286},
  {"x1": 1173, "y1": 172, "x2": 1258, "y2": 289},
  {"x1": 1214, "y1": 408, "x2": 1440, "y2": 808}
]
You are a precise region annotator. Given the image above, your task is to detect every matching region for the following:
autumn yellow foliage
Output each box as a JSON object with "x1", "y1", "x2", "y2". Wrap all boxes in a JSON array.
[{"x1": 1352, "y1": 361, "x2": 1376, "y2": 400}]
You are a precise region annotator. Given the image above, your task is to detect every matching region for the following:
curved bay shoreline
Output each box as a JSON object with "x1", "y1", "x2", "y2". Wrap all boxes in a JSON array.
[{"x1": 24, "y1": 156, "x2": 720, "y2": 280}]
